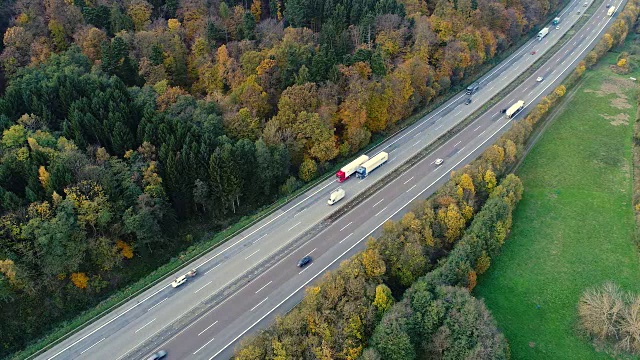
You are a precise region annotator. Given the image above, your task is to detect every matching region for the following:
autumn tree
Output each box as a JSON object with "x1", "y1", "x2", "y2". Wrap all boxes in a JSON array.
[
  {"x1": 70, "y1": 272, "x2": 89, "y2": 289},
  {"x1": 74, "y1": 26, "x2": 107, "y2": 63},
  {"x1": 437, "y1": 204, "x2": 465, "y2": 243},
  {"x1": 1, "y1": 26, "x2": 33, "y2": 76},
  {"x1": 127, "y1": 0, "x2": 153, "y2": 31},
  {"x1": 475, "y1": 251, "x2": 491, "y2": 274},
  {"x1": 298, "y1": 157, "x2": 317, "y2": 181},
  {"x1": 484, "y1": 169, "x2": 497, "y2": 194}
]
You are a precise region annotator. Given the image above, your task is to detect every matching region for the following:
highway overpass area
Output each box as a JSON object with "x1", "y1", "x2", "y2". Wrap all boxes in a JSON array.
[{"x1": 35, "y1": 0, "x2": 622, "y2": 359}]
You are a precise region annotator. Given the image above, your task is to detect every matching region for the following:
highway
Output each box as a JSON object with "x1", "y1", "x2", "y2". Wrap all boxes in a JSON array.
[{"x1": 34, "y1": 0, "x2": 616, "y2": 359}]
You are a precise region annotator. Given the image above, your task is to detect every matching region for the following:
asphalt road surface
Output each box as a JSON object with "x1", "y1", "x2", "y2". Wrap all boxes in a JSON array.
[{"x1": 36, "y1": 0, "x2": 619, "y2": 359}]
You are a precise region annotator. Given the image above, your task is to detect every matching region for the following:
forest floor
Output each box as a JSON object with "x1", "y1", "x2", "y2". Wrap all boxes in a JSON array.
[{"x1": 474, "y1": 37, "x2": 640, "y2": 359}]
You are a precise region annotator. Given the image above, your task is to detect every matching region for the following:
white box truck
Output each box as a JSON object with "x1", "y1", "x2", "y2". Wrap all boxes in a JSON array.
[
  {"x1": 327, "y1": 188, "x2": 345, "y2": 205},
  {"x1": 537, "y1": 27, "x2": 549, "y2": 40},
  {"x1": 356, "y1": 152, "x2": 389, "y2": 179},
  {"x1": 608, "y1": 6, "x2": 616, "y2": 16},
  {"x1": 335, "y1": 155, "x2": 369, "y2": 182}
]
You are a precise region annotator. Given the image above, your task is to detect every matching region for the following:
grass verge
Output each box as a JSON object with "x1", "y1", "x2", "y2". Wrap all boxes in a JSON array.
[{"x1": 474, "y1": 38, "x2": 640, "y2": 359}]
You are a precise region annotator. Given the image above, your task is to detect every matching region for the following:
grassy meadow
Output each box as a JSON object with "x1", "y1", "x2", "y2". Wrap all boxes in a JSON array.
[{"x1": 474, "y1": 45, "x2": 640, "y2": 359}]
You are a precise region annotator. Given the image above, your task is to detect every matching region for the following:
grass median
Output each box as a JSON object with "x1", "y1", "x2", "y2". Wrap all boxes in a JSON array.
[{"x1": 474, "y1": 39, "x2": 640, "y2": 359}]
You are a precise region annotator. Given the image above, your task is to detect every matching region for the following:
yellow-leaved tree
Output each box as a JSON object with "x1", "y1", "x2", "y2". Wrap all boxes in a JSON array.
[
  {"x1": 70, "y1": 272, "x2": 89, "y2": 289},
  {"x1": 438, "y1": 204, "x2": 465, "y2": 243}
]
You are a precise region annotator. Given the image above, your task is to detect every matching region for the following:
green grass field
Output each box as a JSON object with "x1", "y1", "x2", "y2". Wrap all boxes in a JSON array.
[{"x1": 474, "y1": 47, "x2": 640, "y2": 359}]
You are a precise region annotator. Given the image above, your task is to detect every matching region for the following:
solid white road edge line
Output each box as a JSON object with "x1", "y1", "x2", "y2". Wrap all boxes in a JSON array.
[
  {"x1": 47, "y1": 284, "x2": 170, "y2": 359},
  {"x1": 196, "y1": 177, "x2": 335, "y2": 270}
]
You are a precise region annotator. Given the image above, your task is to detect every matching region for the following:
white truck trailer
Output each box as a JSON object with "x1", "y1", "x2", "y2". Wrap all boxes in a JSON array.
[
  {"x1": 336, "y1": 155, "x2": 370, "y2": 182},
  {"x1": 505, "y1": 100, "x2": 525, "y2": 118},
  {"x1": 537, "y1": 27, "x2": 549, "y2": 40},
  {"x1": 356, "y1": 152, "x2": 389, "y2": 179}
]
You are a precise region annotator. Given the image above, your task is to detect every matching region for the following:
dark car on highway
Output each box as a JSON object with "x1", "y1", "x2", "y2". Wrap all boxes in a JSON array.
[
  {"x1": 465, "y1": 97, "x2": 472, "y2": 105},
  {"x1": 297, "y1": 256, "x2": 312, "y2": 267},
  {"x1": 147, "y1": 350, "x2": 167, "y2": 360}
]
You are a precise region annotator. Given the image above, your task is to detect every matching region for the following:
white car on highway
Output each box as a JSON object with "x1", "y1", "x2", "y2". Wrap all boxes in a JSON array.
[
  {"x1": 536, "y1": 76, "x2": 544, "y2": 82},
  {"x1": 434, "y1": 158, "x2": 444, "y2": 165},
  {"x1": 171, "y1": 275, "x2": 187, "y2": 288}
]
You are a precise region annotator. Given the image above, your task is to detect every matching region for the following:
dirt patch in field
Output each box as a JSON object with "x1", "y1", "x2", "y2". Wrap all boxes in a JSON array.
[
  {"x1": 611, "y1": 97, "x2": 633, "y2": 109},
  {"x1": 584, "y1": 77, "x2": 634, "y2": 109},
  {"x1": 601, "y1": 113, "x2": 630, "y2": 126}
]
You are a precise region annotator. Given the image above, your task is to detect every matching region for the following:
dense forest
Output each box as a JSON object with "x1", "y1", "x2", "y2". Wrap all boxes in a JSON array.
[{"x1": 0, "y1": 0, "x2": 564, "y2": 355}]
